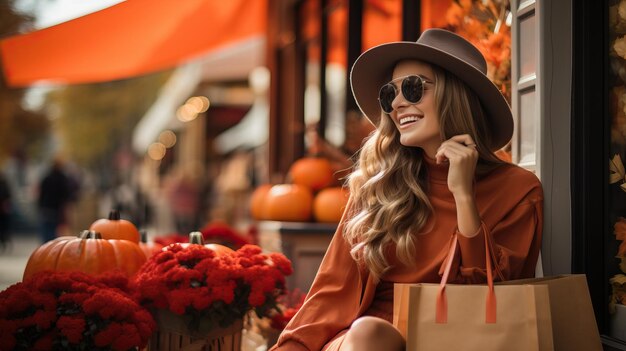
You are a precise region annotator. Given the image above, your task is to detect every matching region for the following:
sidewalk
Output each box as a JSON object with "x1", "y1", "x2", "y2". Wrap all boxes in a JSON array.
[{"x1": 0, "y1": 233, "x2": 41, "y2": 291}]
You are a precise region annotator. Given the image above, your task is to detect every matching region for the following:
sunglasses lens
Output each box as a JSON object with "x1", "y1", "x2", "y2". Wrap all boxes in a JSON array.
[
  {"x1": 378, "y1": 76, "x2": 427, "y2": 114},
  {"x1": 379, "y1": 84, "x2": 396, "y2": 113},
  {"x1": 401, "y1": 76, "x2": 424, "y2": 103}
]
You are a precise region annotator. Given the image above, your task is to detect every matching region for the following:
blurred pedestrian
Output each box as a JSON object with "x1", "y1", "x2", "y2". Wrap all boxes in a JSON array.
[
  {"x1": 59, "y1": 161, "x2": 82, "y2": 236},
  {"x1": 37, "y1": 157, "x2": 71, "y2": 243},
  {"x1": 0, "y1": 172, "x2": 11, "y2": 251},
  {"x1": 165, "y1": 169, "x2": 200, "y2": 235}
]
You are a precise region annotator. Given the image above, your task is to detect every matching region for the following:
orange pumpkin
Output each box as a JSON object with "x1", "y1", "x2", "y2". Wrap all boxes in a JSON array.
[
  {"x1": 264, "y1": 184, "x2": 313, "y2": 222},
  {"x1": 90, "y1": 210, "x2": 140, "y2": 243},
  {"x1": 289, "y1": 157, "x2": 335, "y2": 191},
  {"x1": 313, "y1": 187, "x2": 350, "y2": 223},
  {"x1": 172, "y1": 232, "x2": 234, "y2": 256},
  {"x1": 250, "y1": 184, "x2": 272, "y2": 220},
  {"x1": 205, "y1": 243, "x2": 234, "y2": 256},
  {"x1": 139, "y1": 230, "x2": 164, "y2": 258},
  {"x1": 23, "y1": 230, "x2": 147, "y2": 280}
]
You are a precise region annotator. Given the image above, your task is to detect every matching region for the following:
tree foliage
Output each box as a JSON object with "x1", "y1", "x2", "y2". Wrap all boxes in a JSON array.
[
  {"x1": 0, "y1": 0, "x2": 49, "y2": 162},
  {"x1": 47, "y1": 71, "x2": 170, "y2": 170}
]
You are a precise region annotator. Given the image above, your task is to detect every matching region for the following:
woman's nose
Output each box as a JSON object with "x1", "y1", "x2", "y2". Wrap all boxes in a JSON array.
[{"x1": 391, "y1": 91, "x2": 409, "y2": 111}]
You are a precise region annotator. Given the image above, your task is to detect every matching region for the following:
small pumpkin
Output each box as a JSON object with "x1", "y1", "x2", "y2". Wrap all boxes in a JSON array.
[
  {"x1": 288, "y1": 157, "x2": 335, "y2": 191},
  {"x1": 23, "y1": 230, "x2": 147, "y2": 280},
  {"x1": 171, "y1": 231, "x2": 234, "y2": 256},
  {"x1": 313, "y1": 187, "x2": 349, "y2": 223},
  {"x1": 90, "y1": 209, "x2": 140, "y2": 243},
  {"x1": 139, "y1": 230, "x2": 164, "y2": 258},
  {"x1": 264, "y1": 184, "x2": 313, "y2": 222},
  {"x1": 249, "y1": 184, "x2": 273, "y2": 220}
]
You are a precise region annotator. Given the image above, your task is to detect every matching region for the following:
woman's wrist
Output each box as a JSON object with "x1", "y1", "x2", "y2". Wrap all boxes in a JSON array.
[
  {"x1": 454, "y1": 192, "x2": 481, "y2": 237},
  {"x1": 452, "y1": 189, "x2": 474, "y2": 203}
]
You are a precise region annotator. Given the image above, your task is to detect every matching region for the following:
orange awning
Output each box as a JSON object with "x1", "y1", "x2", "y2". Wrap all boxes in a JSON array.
[
  {"x1": 302, "y1": 0, "x2": 403, "y2": 66},
  {"x1": 0, "y1": 0, "x2": 267, "y2": 87}
]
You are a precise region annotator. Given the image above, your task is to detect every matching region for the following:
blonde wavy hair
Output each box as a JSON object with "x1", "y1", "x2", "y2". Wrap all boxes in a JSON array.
[{"x1": 344, "y1": 62, "x2": 505, "y2": 280}]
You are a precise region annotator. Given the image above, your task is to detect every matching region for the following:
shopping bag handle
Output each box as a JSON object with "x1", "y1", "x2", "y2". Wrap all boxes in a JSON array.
[{"x1": 436, "y1": 223, "x2": 496, "y2": 324}]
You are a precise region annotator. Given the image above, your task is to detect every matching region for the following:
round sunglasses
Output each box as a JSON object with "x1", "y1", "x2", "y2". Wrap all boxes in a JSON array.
[{"x1": 378, "y1": 75, "x2": 433, "y2": 114}]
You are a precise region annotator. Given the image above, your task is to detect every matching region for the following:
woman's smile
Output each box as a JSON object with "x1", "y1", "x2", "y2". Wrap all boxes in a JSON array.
[{"x1": 397, "y1": 114, "x2": 423, "y2": 128}]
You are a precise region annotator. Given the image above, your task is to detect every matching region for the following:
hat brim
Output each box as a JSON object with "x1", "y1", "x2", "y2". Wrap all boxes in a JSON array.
[{"x1": 350, "y1": 41, "x2": 513, "y2": 151}]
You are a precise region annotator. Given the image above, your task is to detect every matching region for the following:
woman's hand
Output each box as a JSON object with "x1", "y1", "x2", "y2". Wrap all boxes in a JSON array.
[
  {"x1": 434, "y1": 134, "x2": 479, "y2": 197},
  {"x1": 435, "y1": 134, "x2": 481, "y2": 237}
]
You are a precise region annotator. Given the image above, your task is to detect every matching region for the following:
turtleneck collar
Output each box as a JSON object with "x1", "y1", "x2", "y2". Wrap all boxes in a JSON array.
[{"x1": 422, "y1": 152, "x2": 449, "y2": 183}]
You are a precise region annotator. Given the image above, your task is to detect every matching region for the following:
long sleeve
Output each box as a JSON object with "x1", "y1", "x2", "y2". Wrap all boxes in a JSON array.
[
  {"x1": 450, "y1": 184, "x2": 543, "y2": 283},
  {"x1": 271, "y1": 201, "x2": 368, "y2": 351},
  {"x1": 272, "y1": 162, "x2": 545, "y2": 349}
]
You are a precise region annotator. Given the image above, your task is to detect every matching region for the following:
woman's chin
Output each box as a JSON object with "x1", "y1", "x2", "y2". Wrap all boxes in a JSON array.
[{"x1": 399, "y1": 136, "x2": 420, "y2": 148}]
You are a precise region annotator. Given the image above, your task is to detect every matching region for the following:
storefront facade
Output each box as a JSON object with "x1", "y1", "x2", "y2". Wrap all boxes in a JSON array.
[{"x1": 266, "y1": 0, "x2": 626, "y2": 348}]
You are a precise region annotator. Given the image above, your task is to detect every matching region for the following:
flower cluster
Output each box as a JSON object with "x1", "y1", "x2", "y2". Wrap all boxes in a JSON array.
[
  {"x1": 153, "y1": 233, "x2": 190, "y2": 247},
  {"x1": 269, "y1": 289, "x2": 306, "y2": 331},
  {"x1": 0, "y1": 271, "x2": 155, "y2": 351},
  {"x1": 153, "y1": 222, "x2": 253, "y2": 250},
  {"x1": 133, "y1": 243, "x2": 292, "y2": 331},
  {"x1": 199, "y1": 221, "x2": 253, "y2": 249}
]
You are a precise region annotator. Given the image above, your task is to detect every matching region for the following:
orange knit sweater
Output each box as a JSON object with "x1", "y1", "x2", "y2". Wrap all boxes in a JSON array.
[{"x1": 271, "y1": 157, "x2": 543, "y2": 351}]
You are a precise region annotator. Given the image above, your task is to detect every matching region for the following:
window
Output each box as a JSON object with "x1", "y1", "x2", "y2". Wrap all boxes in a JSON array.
[{"x1": 512, "y1": 0, "x2": 540, "y2": 173}]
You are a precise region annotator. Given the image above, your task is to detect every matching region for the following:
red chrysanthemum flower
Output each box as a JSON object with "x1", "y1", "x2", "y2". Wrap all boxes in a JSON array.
[
  {"x1": 133, "y1": 242, "x2": 292, "y2": 330},
  {"x1": 269, "y1": 288, "x2": 306, "y2": 331},
  {"x1": 0, "y1": 271, "x2": 155, "y2": 351},
  {"x1": 57, "y1": 315, "x2": 85, "y2": 344}
]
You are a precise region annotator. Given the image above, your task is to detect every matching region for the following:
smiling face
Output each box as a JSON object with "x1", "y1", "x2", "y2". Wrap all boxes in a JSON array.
[{"x1": 386, "y1": 60, "x2": 442, "y2": 157}]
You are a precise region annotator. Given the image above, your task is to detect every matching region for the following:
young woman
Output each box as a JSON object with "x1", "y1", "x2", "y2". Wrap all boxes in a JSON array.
[{"x1": 271, "y1": 28, "x2": 543, "y2": 351}]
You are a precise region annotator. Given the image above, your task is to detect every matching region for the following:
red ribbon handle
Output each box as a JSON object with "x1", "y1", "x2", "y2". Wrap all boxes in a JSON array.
[{"x1": 436, "y1": 223, "x2": 496, "y2": 324}]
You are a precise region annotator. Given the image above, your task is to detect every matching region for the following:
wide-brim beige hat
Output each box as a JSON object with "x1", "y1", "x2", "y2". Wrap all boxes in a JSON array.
[{"x1": 350, "y1": 28, "x2": 513, "y2": 151}]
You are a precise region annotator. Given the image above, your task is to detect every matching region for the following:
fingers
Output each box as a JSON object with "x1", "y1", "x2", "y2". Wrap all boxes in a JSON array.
[
  {"x1": 447, "y1": 134, "x2": 477, "y2": 147},
  {"x1": 436, "y1": 136, "x2": 478, "y2": 164},
  {"x1": 436, "y1": 144, "x2": 475, "y2": 164},
  {"x1": 434, "y1": 135, "x2": 479, "y2": 195},
  {"x1": 435, "y1": 144, "x2": 463, "y2": 164}
]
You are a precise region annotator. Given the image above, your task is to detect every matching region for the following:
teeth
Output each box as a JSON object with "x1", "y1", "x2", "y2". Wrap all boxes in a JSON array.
[{"x1": 399, "y1": 116, "x2": 421, "y2": 125}]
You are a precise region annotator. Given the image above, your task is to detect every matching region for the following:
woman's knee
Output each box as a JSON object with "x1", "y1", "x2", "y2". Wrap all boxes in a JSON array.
[{"x1": 345, "y1": 316, "x2": 404, "y2": 347}]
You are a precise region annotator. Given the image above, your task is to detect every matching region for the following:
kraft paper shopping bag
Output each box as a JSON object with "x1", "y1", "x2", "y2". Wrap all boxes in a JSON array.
[
  {"x1": 394, "y1": 231, "x2": 554, "y2": 351},
  {"x1": 404, "y1": 282, "x2": 554, "y2": 351},
  {"x1": 497, "y1": 274, "x2": 602, "y2": 351}
]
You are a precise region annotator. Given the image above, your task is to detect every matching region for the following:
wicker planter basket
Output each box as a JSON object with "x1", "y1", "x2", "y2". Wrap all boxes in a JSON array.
[{"x1": 148, "y1": 309, "x2": 243, "y2": 351}]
